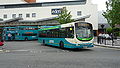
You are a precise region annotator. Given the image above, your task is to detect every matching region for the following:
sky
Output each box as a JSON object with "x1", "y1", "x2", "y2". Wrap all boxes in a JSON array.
[{"x1": 37, "y1": 0, "x2": 108, "y2": 11}]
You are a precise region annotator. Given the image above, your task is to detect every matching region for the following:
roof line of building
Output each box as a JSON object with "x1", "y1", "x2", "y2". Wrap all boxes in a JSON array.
[
  {"x1": 0, "y1": 0, "x2": 86, "y2": 6},
  {"x1": 0, "y1": 0, "x2": 86, "y2": 9}
]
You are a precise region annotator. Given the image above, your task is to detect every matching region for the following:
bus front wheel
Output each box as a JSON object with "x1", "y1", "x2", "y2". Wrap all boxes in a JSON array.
[{"x1": 59, "y1": 41, "x2": 64, "y2": 48}]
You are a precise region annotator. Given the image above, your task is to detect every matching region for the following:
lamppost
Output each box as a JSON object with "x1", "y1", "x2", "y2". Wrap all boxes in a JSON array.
[
  {"x1": 101, "y1": 24, "x2": 105, "y2": 33},
  {"x1": 111, "y1": 26, "x2": 114, "y2": 46}
]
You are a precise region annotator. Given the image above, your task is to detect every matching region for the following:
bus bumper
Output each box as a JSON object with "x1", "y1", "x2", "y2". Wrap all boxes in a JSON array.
[{"x1": 65, "y1": 43, "x2": 94, "y2": 49}]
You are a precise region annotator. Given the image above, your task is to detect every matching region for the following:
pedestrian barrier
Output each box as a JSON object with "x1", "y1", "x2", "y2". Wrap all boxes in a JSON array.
[
  {"x1": 114, "y1": 39, "x2": 120, "y2": 46},
  {"x1": 97, "y1": 36, "x2": 120, "y2": 46}
]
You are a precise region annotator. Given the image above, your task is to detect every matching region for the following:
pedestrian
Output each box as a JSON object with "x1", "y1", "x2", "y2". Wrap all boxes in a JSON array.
[
  {"x1": 8, "y1": 33, "x2": 12, "y2": 41},
  {"x1": 3, "y1": 33, "x2": 6, "y2": 41},
  {"x1": 0, "y1": 39, "x2": 4, "y2": 49},
  {"x1": 12, "y1": 34, "x2": 15, "y2": 40},
  {"x1": 97, "y1": 33, "x2": 102, "y2": 44},
  {"x1": 101, "y1": 33, "x2": 104, "y2": 44},
  {"x1": 97, "y1": 35, "x2": 100, "y2": 44}
]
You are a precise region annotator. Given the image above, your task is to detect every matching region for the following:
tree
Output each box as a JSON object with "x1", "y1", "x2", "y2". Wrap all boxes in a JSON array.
[
  {"x1": 55, "y1": 7, "x2": 74, "y2": 24},
  {"x1": 102, "y1": 0, "x2": 120, "y2": 28},
  {"x1": 106, "y1": 27, "x2": 112, "y2": 34},
  {"x1": 103, "y1": 0, "x2": 120, "y2": 45}
]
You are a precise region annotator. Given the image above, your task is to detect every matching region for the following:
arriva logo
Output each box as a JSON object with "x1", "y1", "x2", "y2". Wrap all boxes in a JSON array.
[{"x1": 51, "y1": 8, "x2": 62, "y2": 15}]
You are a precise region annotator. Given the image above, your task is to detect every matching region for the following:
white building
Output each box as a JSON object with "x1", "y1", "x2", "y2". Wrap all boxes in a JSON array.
[
  {"x1": 0, "y1": 0, "x2": 26, "y2": 5},
  {"x1": 0, "y1": 0, "x2": 98, "y2": 33}
]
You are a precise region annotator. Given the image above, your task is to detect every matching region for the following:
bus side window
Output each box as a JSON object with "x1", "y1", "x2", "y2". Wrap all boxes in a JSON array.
[{"x1": 46, "y1": 30, "x2": 50, "y2": 37}]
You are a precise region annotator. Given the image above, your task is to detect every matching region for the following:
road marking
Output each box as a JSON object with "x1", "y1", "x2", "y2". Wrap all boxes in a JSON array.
[
  {"x1": 0, "y1": 49, "x2": 29, "y2": 53},
  {"x1": 5, "y1": 50, "x2": 10, "y2": 52},
  {"x1": 13, "y1": 50, "x2": 29, "y2": 51},
  {"x1": 0, "y1": 49, "x2": 10, "y2": 53},
  {"x1": 0, "y1": 50, "x2": 3, "y2": 52}
]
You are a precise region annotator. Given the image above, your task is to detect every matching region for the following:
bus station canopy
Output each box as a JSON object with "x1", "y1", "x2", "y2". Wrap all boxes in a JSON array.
[{"x1": 0, "y1": 14, "x2": 90, "y2": 23}]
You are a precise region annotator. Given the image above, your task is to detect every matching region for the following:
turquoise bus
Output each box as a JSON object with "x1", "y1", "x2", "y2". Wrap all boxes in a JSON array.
[
  {"x1": 3, "y1": 27, "x2": 16, "y2": 41},
  {"x1": 38, "y1": 22, "x2": 94, "y2": 49},
  {"x1": 15, "y1": 26, "x2": 38, "y2": 40}
]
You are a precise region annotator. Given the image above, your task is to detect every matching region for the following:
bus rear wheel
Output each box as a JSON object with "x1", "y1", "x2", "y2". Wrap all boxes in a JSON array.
[
  {"x1": 25, "y1": 38, "x2": 28, "y2": 41},
  {"x1": 59, "y1": 41, "x2": 64, "y2": 48}
]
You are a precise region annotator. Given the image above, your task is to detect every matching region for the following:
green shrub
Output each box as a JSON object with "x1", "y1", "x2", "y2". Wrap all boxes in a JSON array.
[
  {"x1": 106, "y1": 28, "x2": 112, "y2": 34},
  {"x1": 113, "y1": 27, "x2": 120, "y2": 36}
]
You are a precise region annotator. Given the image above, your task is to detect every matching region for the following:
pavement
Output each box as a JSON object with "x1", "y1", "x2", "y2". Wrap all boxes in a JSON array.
[{"x1": 94, "y1": 37, "x2": 120, "y2": 49}]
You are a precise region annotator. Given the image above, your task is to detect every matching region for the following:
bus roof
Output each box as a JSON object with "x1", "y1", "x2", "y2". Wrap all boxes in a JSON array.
[
  {"x1": 38, "y1": 21, "x2": 77, "y2": 31},
  {"x1": 17, "y1": 26, "x2": 37, "y2": 27},
  {"x1": 39, "y1": 26, "x2": 60, "y2": 31},
  {"x1": 38, "y1": 21, "x2": 91, "y2": 31},
  {"x1": 3, "y1": 27, "x2": 16, "y2": 28}
]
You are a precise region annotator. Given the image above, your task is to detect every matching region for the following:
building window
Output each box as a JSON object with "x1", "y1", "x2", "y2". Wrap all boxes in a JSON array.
[
  {"x1": 32, "y1": 13, "x2": 36, "y2": 17},
  {"x1": 77, "y1": 11, "x2": 82, "y2": 16},
  {"x1": 12, "y1": 14, "x2": 16, "y2": 18},
  {"x1": 3, "y1": 14, "x2": 7, "y2": 18},
  {"x1": 26, "y1": 14, "x2": 30, "y2": 18},
  {"x1": 19, "y1": 14, "x2": 22, "y2": 18}
]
